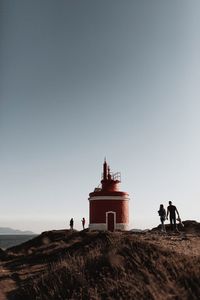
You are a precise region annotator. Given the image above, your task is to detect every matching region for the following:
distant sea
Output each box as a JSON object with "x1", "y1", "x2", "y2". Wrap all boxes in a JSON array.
[{"x1": 0, "y1": 235, "x2": 37, "y2": 250}]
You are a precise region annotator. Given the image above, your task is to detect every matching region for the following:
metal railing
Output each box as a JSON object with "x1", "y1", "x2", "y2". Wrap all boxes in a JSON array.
[{"x1": 101, "y1": 172, "x2": 121, "y2": 182}]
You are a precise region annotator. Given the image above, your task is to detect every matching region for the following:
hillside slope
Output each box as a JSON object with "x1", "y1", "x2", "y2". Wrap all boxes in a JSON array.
[{"x1": 0, "y1": 225, "x2": 200, "y2": 300}]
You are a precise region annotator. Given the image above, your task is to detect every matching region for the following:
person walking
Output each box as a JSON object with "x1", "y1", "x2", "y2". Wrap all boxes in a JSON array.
[
  {"x1": 158, "y1": 204, "x2": 166, "y2": 232},
  {"x1": 81, "y1": 217, "x2": 85, "y2": 230},
  {"x1": 70, "y1": 218, "x2": 74, "y2": 230},
  {"x1": 166, "y1": 201, "x2": 180, "y2": 231}
]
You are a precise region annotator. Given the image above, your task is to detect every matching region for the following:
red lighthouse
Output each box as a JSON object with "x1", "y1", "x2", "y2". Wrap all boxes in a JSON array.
[{"x1": 88, "y1": 159, "x2": 129, "y2": 231}]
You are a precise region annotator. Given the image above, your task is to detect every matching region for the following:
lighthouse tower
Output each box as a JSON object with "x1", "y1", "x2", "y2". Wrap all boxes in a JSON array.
[{"x1": 88, "y1": 160, "x2": 130, "y2": 231}]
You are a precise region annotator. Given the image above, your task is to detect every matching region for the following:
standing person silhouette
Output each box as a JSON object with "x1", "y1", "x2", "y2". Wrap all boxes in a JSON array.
[
  {"x1": 167, "y1": 201, "x2": 179, "y2": 231},
  {"x1": 81, "y1": 217, "x2": 85, "y2": 230},
  {"x1": 158, "y1": 204, "x2": 166, "y2": 232},
  {"x1": 70, "y1": 218, "x2": 74, "y2": 230}
]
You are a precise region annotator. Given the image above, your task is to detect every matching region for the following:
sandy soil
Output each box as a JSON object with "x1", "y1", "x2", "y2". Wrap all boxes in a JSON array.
[{"x1": 140, "y1": 232, "x2": 200, "y2": 257}]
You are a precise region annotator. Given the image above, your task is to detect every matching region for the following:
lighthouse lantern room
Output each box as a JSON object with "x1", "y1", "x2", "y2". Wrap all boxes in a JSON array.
[{"x1": 88, "y1": 160, "x2": 130, "y2": 231}]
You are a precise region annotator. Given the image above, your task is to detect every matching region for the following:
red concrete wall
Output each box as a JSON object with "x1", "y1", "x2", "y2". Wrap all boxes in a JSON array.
[{"x1": 90, "y1": 200, "x2": 129, "y2": 223}]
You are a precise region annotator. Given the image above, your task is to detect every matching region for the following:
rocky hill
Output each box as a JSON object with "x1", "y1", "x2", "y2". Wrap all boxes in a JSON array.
[
  {"x1": 0, "y1": 221, "x2": 200, "y2": 300},
  {"x1": 152, "y1": 220, "x2": 200, "y2": 234}
]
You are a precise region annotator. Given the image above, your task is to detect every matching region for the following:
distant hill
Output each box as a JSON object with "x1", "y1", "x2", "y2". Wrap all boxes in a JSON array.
[{"x1": 0, "y1": 227, "x2": 35, "y2": 235}]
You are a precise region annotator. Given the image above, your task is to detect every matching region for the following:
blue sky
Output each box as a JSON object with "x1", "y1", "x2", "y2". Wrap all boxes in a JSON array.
[{"x1": 1, "y1": 0, "x2": 200, "y2": 233}]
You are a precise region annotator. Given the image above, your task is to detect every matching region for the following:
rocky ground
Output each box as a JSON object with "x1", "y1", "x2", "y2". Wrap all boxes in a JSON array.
[{"x1": 0, "y1": 220, "x2": 199, "y2": 300}]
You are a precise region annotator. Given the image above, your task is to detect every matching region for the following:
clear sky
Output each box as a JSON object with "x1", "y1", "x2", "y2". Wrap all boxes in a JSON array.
[{"x1": 1, "y1": 0, "x2": 200, "y2": 233}]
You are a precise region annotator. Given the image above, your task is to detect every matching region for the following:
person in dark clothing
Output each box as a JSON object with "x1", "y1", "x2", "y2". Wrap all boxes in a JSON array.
[
  {"x1": 158, "y1": 204, "x2": 166, "y2": 232},
  {"x1": 167, "y1": 201, "x2": 179, "y2": 231},
  {"x1": 70, "y1": 218, "x2": 74, "y2": 230},
  {"x1": 81, "y1": 217, "x2": 85, "y2": 230}
]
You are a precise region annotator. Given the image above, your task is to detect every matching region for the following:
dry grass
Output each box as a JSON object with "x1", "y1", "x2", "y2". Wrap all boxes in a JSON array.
[{"x1": 7, "y1": 230, "x2": 200, "y2": 300}]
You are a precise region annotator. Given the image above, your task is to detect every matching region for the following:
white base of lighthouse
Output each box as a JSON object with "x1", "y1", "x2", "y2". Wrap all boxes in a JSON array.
[{"x1": 89, "y1": 223, "x2": 129, "y2": 231}]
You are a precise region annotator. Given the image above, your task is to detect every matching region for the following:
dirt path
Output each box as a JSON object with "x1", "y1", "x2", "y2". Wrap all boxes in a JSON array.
[
  {"x1": 0, "y1": 264, "x2": 16, "y2": 300},
  {"x1": 0, "y1": 259, "x2": 47, "y2": 300},
  {"x1": 141, "y1": 233, "x2": 200, "y2": 257}
]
